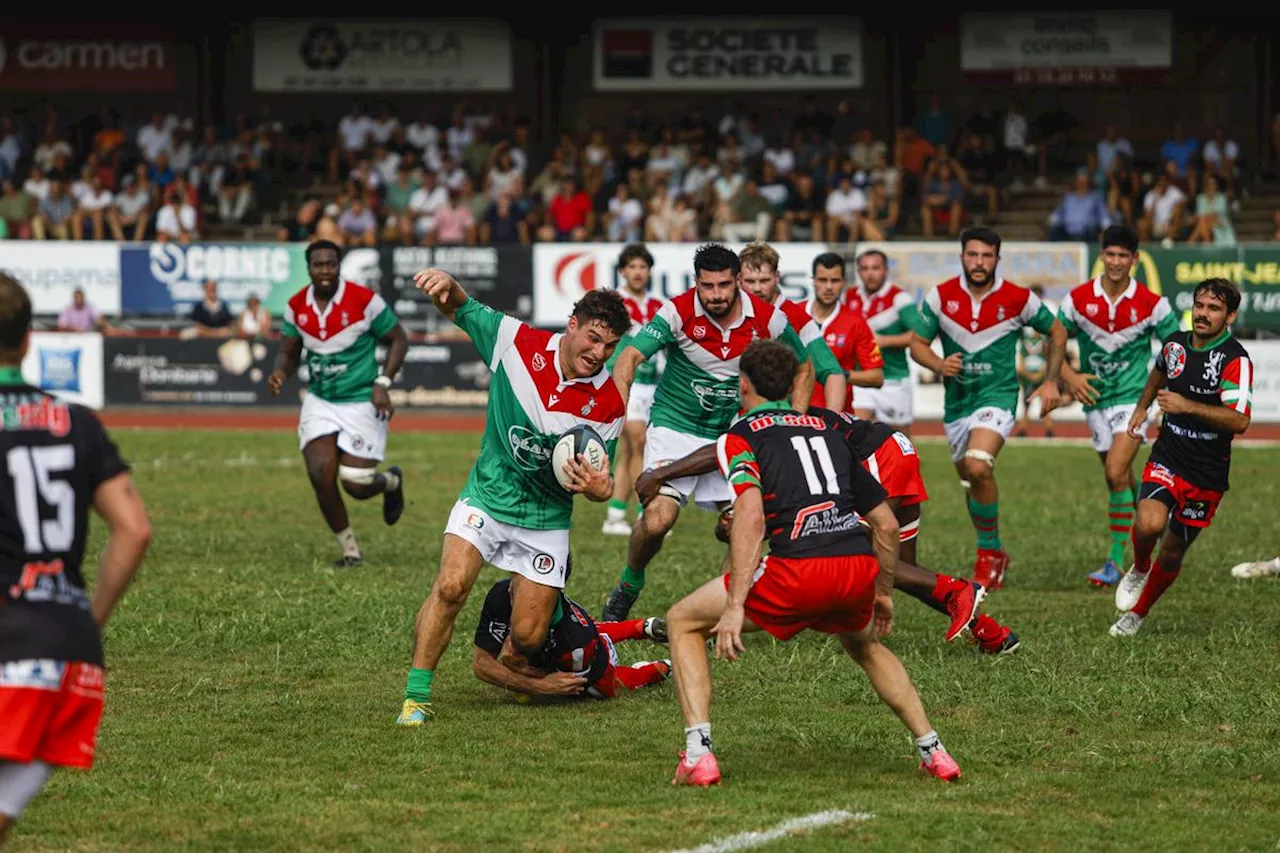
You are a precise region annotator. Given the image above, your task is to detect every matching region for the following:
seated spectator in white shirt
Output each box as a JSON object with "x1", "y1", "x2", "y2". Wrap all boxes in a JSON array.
[
  {"x1": 763, "y1": 139, "x2": 796, "y2": 176},
  {"x1": 136, "y1": 112, "x2": 174, "y2": 166},
  {"x1": 337, "y1": 198, "x2": 378, "y2": 247},
  {"x1": 825, "y1": 175, "x2": 868, "y2": 241},
  {"x1": 402, "y1": 172, "x2": 450, "y2": 245},
  {"x1": 1202, "y1": 127, "x2": 1241, "y2": 196},
  {"x1": 236, "y1": 293, "x2": 272, "y2": 339},
  {"x1": 330, "y1": 105, "x2": 374, "y2": 182},
  {"x1": 606, "y1": 183, "x2": 645, "y2": 242},
  {"x1": 1138, "y1": 174, "x2": 1188, "y2": 244},
  {"x1": 72, "y1": 175, "x2": 114, "y2": 241},
  {"x1": 155, "y1": 188, "x2": 198, "y2": 244},
  {"x1": 22, "y1": 165, "x2": 49, "y2": 203},
  {"x1": 369, "y1": 106, "x2": 400, "y2": 146},
  {"x1": 108, "y1": 176, "x2": 151, "y2": 242}
]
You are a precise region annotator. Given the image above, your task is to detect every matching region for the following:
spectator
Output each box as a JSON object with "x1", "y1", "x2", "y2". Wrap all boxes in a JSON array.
[
  {"x1": 406, "y1": 110, "x2": 441, "y2": 168},
  {"x1": 1047, "y1": 172, "x2": 1111, "y2": 242},
  {"x1": 236, "y1": 293, "x2": 272, "y2": 339},
  {"x1": 0, "y1": 179, "x2": 35, "y2": 239},
  {"x1": 190, "y1": 126, "x2": 228, "y2": 197},
  {"x1": 1095, "y1": 125, "x2": 1134, "y2": 176},
  {"x1": 337, "y1": 197, "x2": 377, "y2": 247},
  {"x1": 915, "y1": 94, "x2": 955, "y2": 148},
  {"x1": 218, "y1": 153, "x2": 255, "y2": 224},
  {"x1": 480, "y1": 190, "x2": 529, "y2": 245},
  {"x1": 330, "y1": 105, "x2": 372, "y2": 182},
  {"x1": 148, "y1": 151, "x2": 176, "y2": 193},
  {"x1": 372, "y1": 143, "x2": 402, "y2": 187},
  {"x1": 188, "y1": 280, "x2": 233, "y2": 337},
  {"x1": 682, "y1": 150, "x2": 718, "y2": 209},
  {"x1": 458, "y1": 173, "x2": 494, "y2": 225},
  {"x1": 71, "y1": 175, "x2": 114, "y2": 241},
  {"x1": 0, "y1": 117, "x2": 21, "y2": 181},
  {"x1": 954, "y1": 131, "x2": 999, "y2": 220},
  {"x1": 999, "y1": 100, "x2": 1034, "y2": 189},
  {"x1": 437, "y1": 153, "x2": 468, "y2": 193},
  {"x1": 314, "y1": 203, "x2": 344, "y2": 246},
  {"x1": 23, "y1": 165, "x2": 50, "y2": 204},
  {"x1": 606, "y1": 182, "x2": 644, "y2": 242},
  {"x1": 849, "y1": 129, "x2": 888, "y2": 173},
  {"x1": 540, "y1": 177, "x2": 593, "y2": 242},
  {"x1": 154, "y1": 186, "x2": 198, "y2": 244},
  {"x1": 867, "y1": 150, "x2": 902, "y2": 202},
  {"x1": 1160, "y1": 123, "x2": 1200, "y2": 196},
  {"x1": 429, "y1": 190, "x2": 477, "y2": 246},
  {"x1": 716, "y1": 133, "x2": 746, "y2": 171},
  {"x1": 31, "y1": 178, "x2": 75, "y2": 240},
  {"x1": 738, "y1": 115, "x2": 766, "y2": 161},
  {"x1": 403, "y1": 171, "x2": 449, "y2": 245},
  {"x1": 1107, "y1": 154, "x2": 1141, "y2": 225},
  {"x1": 920, "y1": 162, "x2": 965, "y2": 239},
  {"x1": 278, "y1": 199, "x2": 321, "y2": 243},
  {"x1": 369, "y1": 105, "x2": 400, "y2": 147},
  {"x1": 709, "y1": 159, "x2": 746, "y2": 233},
  {"x1": 646, "y1": 191, "x2": 698, "y2": 242},
  {"x1": 1187, "y1": 174, "x2": 1236, "y2": 246},
  {"x1": 485, "y1": 148, "x2": 522, "y2": 202},
  {"x1": 720, "y1": 178, "x2": 774, "y2": 242},
  {"x1": 1201, "y1": 127, "x2": 1241, "y2": 198},
  {"x1": 1138, "y1": 173, "x2": 1188, "y2": 245},
  {"x1": 382, "y1": 167, "x2": 421, "y2": 241},
  {"x1": 136, "y1": 112, "x2": 173, "y2": 166},
  {"x1": 763, "y1": 136, "x2": 796, "y2": 176},
  {"x1": 775, "y1": 173, "x2": 824, "y2": 241},
  {"x1": 33, "y1": 126, "x2": 73, "y2": 175},
  {"x1": 824, "y1": 174, "x2": 867, "y2": 241},
  {"x1": 108, "y1": 176, "x2": 151, "y2": 242},
  {"x1": 862, "y1": 182, "x2": 899, "y2": 240},
  {"x1": 895, "y1": 126, "x2": 935, "y2": 210},
  {"x1": 56, "y1": 288, "x2": 109, "y2": 333}
]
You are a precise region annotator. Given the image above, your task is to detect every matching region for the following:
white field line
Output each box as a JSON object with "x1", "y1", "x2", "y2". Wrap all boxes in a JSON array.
[
  {"x1": 664, "y1": 809, "x2": 874, "y2": 853},
  {"x1": 909, "y1": 435, "x2": 1280, "y2": 449}
]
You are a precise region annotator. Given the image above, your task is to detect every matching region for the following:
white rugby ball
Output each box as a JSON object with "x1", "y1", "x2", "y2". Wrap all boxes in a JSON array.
[{"x1": 551, "y1": 425, "x2": 609, "y2": 491}]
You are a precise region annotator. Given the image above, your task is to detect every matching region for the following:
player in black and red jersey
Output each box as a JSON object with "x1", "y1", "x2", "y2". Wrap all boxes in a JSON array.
[
  {"x1": 634, "y1": 405, "x2": 1021, "y2": 655},
  {"x1": 472, "y1": 573, "x2": 671, "y2": 702},
  {"x1": 1110, "y1": 278, "x2": 1254, "y2": 637},
  {"x1": 664, "y1": 339, "x2": 962, "y2": 786},
  {"x1": 0, "y1": 274, "x2": 151, "y2": 844}
]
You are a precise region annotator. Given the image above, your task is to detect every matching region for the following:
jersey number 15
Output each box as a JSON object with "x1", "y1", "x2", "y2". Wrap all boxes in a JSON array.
[{"x1": 7, "y1": 445, "x2": 76, "y2": 554}]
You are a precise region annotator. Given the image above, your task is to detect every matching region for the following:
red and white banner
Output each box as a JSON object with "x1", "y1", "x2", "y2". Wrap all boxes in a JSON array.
[{"x1": 0, "y1": 19, "x2": 176, "y2": 92}]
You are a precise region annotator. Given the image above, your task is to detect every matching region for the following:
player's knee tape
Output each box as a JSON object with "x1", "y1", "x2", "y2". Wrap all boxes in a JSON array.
[
  {"x1": 0, "y1": 760, "x2": 53, "y2": 819},
  {"x1": 960, "y1": 479, "x2": 972, "y2": 494},
  {"x1": 964, "y1": 449, "x2": 997, "y2": 472},
  {"x1": 899, "y1": 518, "x2": 920, "y2": 542},
  {"x1": 338, "y1": 465, "x2": 378, "y2": 487}
]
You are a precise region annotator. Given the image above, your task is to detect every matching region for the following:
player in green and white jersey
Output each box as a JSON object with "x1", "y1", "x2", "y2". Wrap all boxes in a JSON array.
[
  {"x1": 268, "y1": 240, "x2": 409, "y2": 568},
  {"x1": 1057, "y1": 226, "x2": 1181, "y2": 588},
  {"x1": 396, "y1": 268, "x2": 631, "y2": 725},
  {"x1": 906, "y1": 227, "x2": 1067, "y2": 591}
]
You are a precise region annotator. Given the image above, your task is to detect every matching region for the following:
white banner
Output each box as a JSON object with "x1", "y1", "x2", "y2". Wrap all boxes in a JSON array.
[
  {"x1": 1245, "y1": 340, "x2": 1280, "y2": 424},
  {"x1": 252, "y1": 19, "x2": 513, "y2": 92},
  {"x1": 533, "y1": 242, "x2": 828, "y2": 327},
  {"x1": 593, "y1": 18, "x2": 863, "y2": 91},
  {"x1": 854, "y1": 241, "x2": 1088, "y2": 304},
  {"x1": 960, "y1": 12, "x2": 1173, "y2": 71},
  {"x1": 0, "y1": 242, "x2": 121, "y2": 316},
  {"x1": 21, "y1": 332, "x2": 105, "y2": 410}
]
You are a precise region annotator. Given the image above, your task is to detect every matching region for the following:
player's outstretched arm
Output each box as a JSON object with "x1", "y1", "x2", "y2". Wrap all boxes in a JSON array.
[
  {"x1": 413, "y1": 267, "x2": 469, "y2": 321},
  {"x1": 634, "y1": 444, "x2": 719, "y2": 506},
  {"x1": 90, "y1": 473, "x2": 152, "y2": 629},
  {"x1": 472, "y1": 647, "x2": 587, "y2": 697},
  {"x1": 268, "y1": 334, "x2": 303, "y2": 395}
]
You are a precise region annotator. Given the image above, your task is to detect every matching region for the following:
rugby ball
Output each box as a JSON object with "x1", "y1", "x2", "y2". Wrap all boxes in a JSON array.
[{"x1": 551, "y1": 425, "x2": 609, "y2": 491}]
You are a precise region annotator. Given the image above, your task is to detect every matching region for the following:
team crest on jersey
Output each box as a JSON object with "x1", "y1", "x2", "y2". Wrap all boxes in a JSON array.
[
  {"x1": 1086, "y1": 303, "x2": 1099, "y2": 317},
  {"x1": 997, "y1": 306, "x2": 1006, "y2": 321},
  {"x1": 1130, "y1": 307, "x2": 1138, "y2": 323},
  {"x1": 1203, "y1": 349, "x2": 1225, "y2": 384},
  {"x1": 581, "y1": 396, "x2": 597, "y2": 417},
  {"x1": 692, "y1": 324, "x2": 707, "y2": 339},
  {"x1": 340, "y1": 311, "x2": 349, "y2": 326},
  {"x1": 1163, "y1": 341, "x2": 1187, "y2": 378},
  {"x1": 298, "y1": 313, "x2": 309, "y2": 325},
  {"x1": 532, "y1": 352, "x2": 546, "y2": 371},
  {"x1": 828, "y1": 333, "x2": 846, "y2": 347},
  {"x1": 946, "y1": 300, "x2": 960, "y2": 314}
]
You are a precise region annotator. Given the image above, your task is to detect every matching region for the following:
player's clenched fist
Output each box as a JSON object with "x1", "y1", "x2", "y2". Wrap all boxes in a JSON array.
[
  {"x1": 413, "y1": 268, "x2": 458, "y2": 304},
  {"x1": 267, "y1": 369, "x2": 287, "y2": 395}
]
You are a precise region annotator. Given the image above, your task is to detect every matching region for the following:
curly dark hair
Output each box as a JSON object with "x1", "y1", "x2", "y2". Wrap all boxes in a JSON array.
[
  {"x1": 693, "y1": 243, "x2": 741, "y2": 278},
  {"x1": 571, "y1": 289, "x2": 632, "y2": 337},
  {"x1": 1194, "y1": 277, "x2": 1241, "y2": 314},
  {"x1": 740, "y1": 339, "x2": 798, "y2": 402}
]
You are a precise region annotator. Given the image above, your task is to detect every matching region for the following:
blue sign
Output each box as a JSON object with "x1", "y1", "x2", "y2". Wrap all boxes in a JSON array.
[{"x1": 39, "y1": 348, "x2": 81, "y2": 393}]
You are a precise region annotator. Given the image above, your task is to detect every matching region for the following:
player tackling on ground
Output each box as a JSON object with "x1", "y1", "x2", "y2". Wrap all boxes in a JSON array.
[
  {"x1": 665, "y1": 340, "x2": 962, "y2": 785},
  {"x1": 601, "y1": 244, "x2": 811, "y2": 621},
  {"x1": 907, "y1": 227, "x2": 1067, "y2": 589},
  {"x1": 603, "y1": 244, "x2": 665, "y2": 536},
  {"x1": 1110, "y1": 278, "x2": 1253, "y2": 637},
  {"x1": 269, "y1": 239, "x2": 409, "y2": 567},
  {"x1": 0, "y1": 274, "x2": 152, "y2": 844},
  {"x1": 843, "y1": 249, "x2": 918, "y2": 432},
  {"x1": 397, "y1": 269, "x2": 629, "y2": 724},
  {"x1": 1057, "y1": 225, "x2": 1180, "y2": 588},
  {"x1": 472, "y1": 573, "x2": 670, "y2": 702}
]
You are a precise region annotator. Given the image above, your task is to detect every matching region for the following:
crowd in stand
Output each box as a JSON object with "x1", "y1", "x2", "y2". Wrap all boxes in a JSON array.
[{"x1": 0, "y1": 98, "x2": 1263, "y2": 247}]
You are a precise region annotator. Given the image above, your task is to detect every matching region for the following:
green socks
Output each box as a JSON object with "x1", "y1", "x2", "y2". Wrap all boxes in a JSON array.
[
  {"x1": 968, "y1": 497, "x2": 1002, "y2": 551},
  {"x1": 1108, "y1": 488, "x2": 1135, "y2": 566},
  {"x1": 620, "y1": 564, "x2": 645, "y2": 592},
  {"x1": 607, "y1": 498, "x2": 628, "y2": 512},
  {"x1": 405, "y1": 668, "x2": 434, "y2": 703}
]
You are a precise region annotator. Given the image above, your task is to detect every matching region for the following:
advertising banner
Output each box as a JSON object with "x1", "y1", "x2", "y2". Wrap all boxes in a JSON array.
[
  {"x1": 593, "y1": 18, "x2": 863, "y2": 91},
  {"x1": 858, "y1": 241, "x2": 1088, "y2": 304},
  {"x1": 960, "y1": 11, "x2": 1172, "y2": 85},
  {"x1": 533, "y1": 242, "x2": 827, "y2": 328},
  {"x1": 0, "y1": 241, "x2": 121, "y2": 316},
  {"x1": 103, "y1": 337, "x2": 489, "y2": 408},
  {"x1": 1245, "y1": 341, "x2": 1280, "y2": 423},
  {"x1": 252, "y1": 19, "x2": 513, "y2": 92},
  {"x1": 0, "y1": 20, "x2": 177, "y2": 92},
  {"x1": 20, "y1": 332, "x2": 104, "y2": 409},
  {"x1": 379, "y1": 245, "x2": 532, "y2": 329}
]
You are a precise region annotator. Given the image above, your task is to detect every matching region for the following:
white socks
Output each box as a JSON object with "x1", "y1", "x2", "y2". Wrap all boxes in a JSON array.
[
  {"x1": 606, "y1": 505, "x2": 627, "y2": 523},
  {"x1": 685, "y1": 723, "x2": 712, "y2": 766},
  {"x1": 915, "y1": 730, "x2": 944, "y2": 764},
  {"x1": 382, "y1": 469, "x2": 401, "y2": 492},
  {"x1": 336, "y1": 527, "x2": 361, "y2": 558}
]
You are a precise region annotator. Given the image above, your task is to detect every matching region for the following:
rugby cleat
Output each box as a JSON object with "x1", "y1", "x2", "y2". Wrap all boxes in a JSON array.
[
  {"x1": 396, "y1": 699, "x2": 434, "y2": 726},
  {"x1": 602, "y1": 581, "x2": 642, "y2": 622},
  {"x1": 601, "y1": 518, "x2": 633, "y2": 536},
  {"x1": 673, "y1": 751, "x2": 721, "y2": 786},
  {"x1": 1230, "y1": 556, "x2": 1280, "y2": 579},
  {"x1": 643, "y1": 617, "x2": 669, "y2": 643},
  {"x1": 1109, "y1": 612, "x2": 1144, "y2": 637},
  {"x1": 944, "y1": 580, "x2": 985, "y2": 643},
  {"x1": 332, "y1": 555, "x2": 363, "y2": 569},
  {"x1": 969, "y1": 615, "x2": 1020, "y2": 655},
  {"x1": 919, "y1": 749, "x2": 963, "y2": 782},
  {"x1": 972, "y1": 549, "x2": 1009, "y2": 590},
  {"x1": 1114, "y1": 566, "x2": 1150, "y2": 612},
  {"x1": 1088, "y1": 559, "x2": 1123, "y2": 588},
  {"x1": 383, "y1": 466, "x2": 405, "y2": 526}
]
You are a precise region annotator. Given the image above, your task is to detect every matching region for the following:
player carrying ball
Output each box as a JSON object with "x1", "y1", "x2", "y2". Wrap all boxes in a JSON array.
[
  {"x1": 1110, "y1": 278, "x2": 1254, "y2": 637},
  {"x1": 664, "y1": 339, "x2": 962, "y2": 786}
]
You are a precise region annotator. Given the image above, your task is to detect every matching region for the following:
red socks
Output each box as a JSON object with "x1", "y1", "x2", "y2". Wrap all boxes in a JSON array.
[
  {"x1": 931, "y1": 574, "x2": 964, "y2": 606},
  {"x1": 597, "y1": 619, "x2": 646, "y2": 642},
  {"x1": 1132, "y1": 561, "x2": 1179, "y2": 617},
  {"x1": 614, "y1": 660, "x2": 670, "y2": 691}
]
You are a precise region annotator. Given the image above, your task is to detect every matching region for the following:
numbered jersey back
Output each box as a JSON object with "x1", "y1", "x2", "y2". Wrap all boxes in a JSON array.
[
  {"x1": 0, "y1": 386, "x2": 130, "y2": 666},
  {"x1": 716, "y1": 405, "x2": 888, "y2": 559}
]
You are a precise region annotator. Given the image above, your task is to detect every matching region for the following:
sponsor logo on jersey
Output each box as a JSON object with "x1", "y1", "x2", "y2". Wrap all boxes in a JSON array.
[
  {"x1": 0, "y1": 659, "x2": 66, "y2": 690},
  {"x1": 532, "y1": 553, "x2": 555, "y2": 574},
  {"x1": 790, "y1": 501, "x2": 862, "y2": 540},
  {"x1": 1163, "y1": 341, "x2": 1187, "y2": 378},
  {"x1": 532, "y1": 352, "x2": 547, "y2": 371},
  {"x1": 464, "y1": 512, "x2": 485, "y2": 530},
  {"x1": 748, "y1": 413, "x2": 827, "y2": 432},
  {"x1": 892, "y1": 432, "x2": 916, "y2": 455},
  {"x1": 1180, "y1": 498, "x2": 1210, "y2": 521},
  {"x1": 1147, "y1": 462, "x2": 1176, "y2": 487},
  {"x1": 507, "y1": 424, "x2": 554, "y2": 471},
  {"x1": 1087, "y1": 351, "x2": 1129, "y2": 381},
  {"x1": 690, "y1": 378, "x2": 740, "y2": 411}
]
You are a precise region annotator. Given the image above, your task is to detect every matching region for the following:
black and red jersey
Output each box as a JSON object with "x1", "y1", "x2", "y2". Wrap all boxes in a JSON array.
[
  {"x1": 473, "y1": 579, "x2": 609, "y2": 686},
  {"x1": 1150, "y1": 330, "x2": 1253, "y2": 492},
  {"x1": 0, "y1": 383, "x2": 130, "y2": 666},
  {"x1": 715, "y1": 403, "x2": 888, "y2": 559}
]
